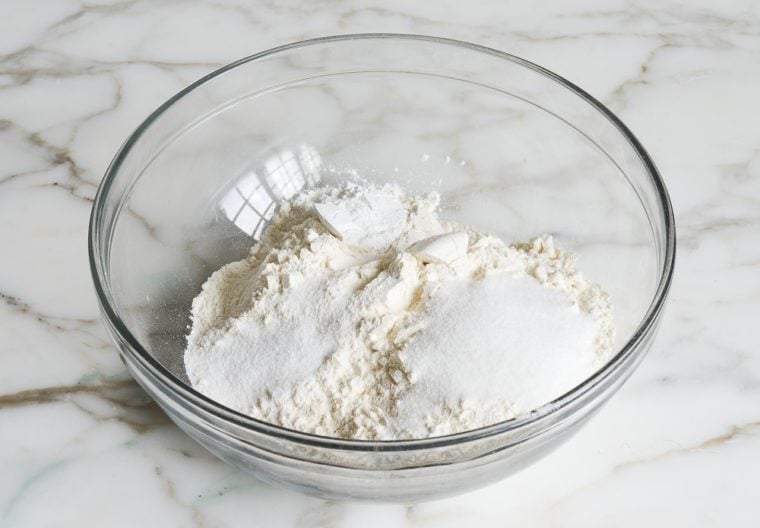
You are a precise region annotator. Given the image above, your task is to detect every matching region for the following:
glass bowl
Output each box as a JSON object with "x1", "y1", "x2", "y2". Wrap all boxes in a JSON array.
[{"x1": 89, "y1": 34, "x2": 675, "y2": 502}]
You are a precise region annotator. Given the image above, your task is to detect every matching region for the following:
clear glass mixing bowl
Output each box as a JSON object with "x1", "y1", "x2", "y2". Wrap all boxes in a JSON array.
[{"x1": 89, "y1": 34, "x2": 675, "y2": 502}]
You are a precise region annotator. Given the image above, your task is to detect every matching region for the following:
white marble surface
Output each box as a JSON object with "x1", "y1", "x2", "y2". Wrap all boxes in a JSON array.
[{"x1": 1, "y1": 0, "x2": 759, "y2": 525}]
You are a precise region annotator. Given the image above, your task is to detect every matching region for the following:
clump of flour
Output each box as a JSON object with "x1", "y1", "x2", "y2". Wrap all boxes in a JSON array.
[{"x1": 184, "y1": 182, "x2": 614, "y2": 440}]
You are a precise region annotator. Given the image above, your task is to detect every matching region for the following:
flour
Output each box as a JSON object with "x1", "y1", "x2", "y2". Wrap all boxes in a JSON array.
[{"x1": 184, "y1": 182, "x2": 614, "y2": 440}]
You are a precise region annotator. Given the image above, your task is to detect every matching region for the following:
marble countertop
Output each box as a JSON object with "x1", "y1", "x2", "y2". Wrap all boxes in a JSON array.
[{"x1": 2, "y1": 0, "x2": 759, "y2": 526}]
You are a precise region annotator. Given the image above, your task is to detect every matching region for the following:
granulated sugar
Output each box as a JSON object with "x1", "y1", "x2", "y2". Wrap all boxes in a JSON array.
[
  {"x1": 396, "y1": 275, "x2": 598, "y2": 437},
  {"x1": 184, "y1": 182, "x2": 614, "y2": 440}
]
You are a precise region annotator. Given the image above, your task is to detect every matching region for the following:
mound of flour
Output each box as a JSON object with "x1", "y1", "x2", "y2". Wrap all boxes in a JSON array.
[{"x1": 184, "y1": 182, "x2": 614, "y2": 440}]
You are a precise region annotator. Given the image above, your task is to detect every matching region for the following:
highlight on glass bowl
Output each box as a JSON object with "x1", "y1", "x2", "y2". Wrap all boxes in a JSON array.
[{"x1": 89, "y1": 34, "x2": 675, "y2": 502}]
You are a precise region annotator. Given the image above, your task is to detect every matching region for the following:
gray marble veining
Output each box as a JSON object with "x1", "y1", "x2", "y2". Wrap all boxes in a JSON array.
[{"x1": 1, "y1": 0, "x2": 759, "y2": 526}]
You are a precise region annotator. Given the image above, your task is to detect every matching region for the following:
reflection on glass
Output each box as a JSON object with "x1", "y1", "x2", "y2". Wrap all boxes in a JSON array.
[{"x1": 220, "y1": 145, "x2": 322, "y2": 238}]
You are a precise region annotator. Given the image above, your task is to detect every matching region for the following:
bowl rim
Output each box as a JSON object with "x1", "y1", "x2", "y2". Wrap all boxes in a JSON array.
[{"x1": 89, "y1": 33, "x2": 676, "y2": 452}]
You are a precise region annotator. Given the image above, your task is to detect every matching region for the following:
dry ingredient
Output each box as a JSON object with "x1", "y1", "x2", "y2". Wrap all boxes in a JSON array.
[{"x1": 184, "y1": 182, "x2": 614, "y2": 440}]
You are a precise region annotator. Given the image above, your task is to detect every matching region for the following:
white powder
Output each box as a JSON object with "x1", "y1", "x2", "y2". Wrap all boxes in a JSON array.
[{"x1": 184, "y1": 182, "x2": 614, "y2": 440}]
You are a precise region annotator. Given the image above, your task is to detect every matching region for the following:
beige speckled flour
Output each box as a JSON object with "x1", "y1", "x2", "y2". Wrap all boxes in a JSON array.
[{"x1": 184, "y1": 182, "x2": 614, "y2": 440}]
